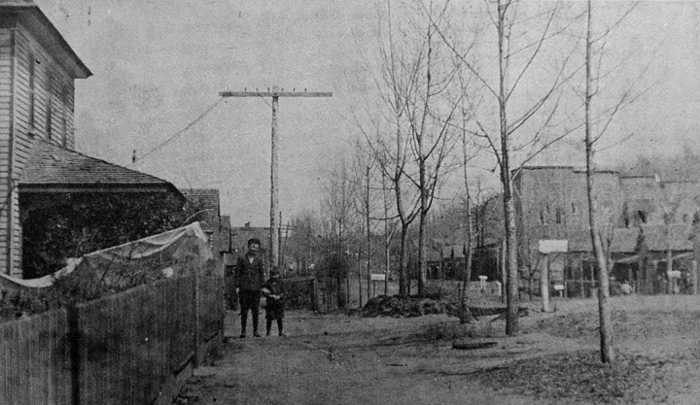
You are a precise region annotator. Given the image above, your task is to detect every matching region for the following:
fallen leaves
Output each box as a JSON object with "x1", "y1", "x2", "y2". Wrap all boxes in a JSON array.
[{"x1": 476, "y1": 350, "x2": 687, "y2": 404}]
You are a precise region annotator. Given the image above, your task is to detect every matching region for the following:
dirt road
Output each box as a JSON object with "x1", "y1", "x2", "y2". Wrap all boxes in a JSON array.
[{"x1": 175, "y1": 296, "x2": 700, "y2": 405}]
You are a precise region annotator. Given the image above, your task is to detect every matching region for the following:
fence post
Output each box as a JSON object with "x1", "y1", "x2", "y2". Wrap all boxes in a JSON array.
[
  {"x1": 541, "y1": 254, "x2": 551, "y2": 313},
  {"x1": 67, "y1": 304, "x2": 80, "y2": 405},
  {"x1": 312, "y1": 278, "x2": 319, "y2": 312},
  {"x1": 692, "y1": 260, "x2": 698, "y2": 295},
  {"x1": 193, "y1": 271, "x2": 201, "y2": 368}
]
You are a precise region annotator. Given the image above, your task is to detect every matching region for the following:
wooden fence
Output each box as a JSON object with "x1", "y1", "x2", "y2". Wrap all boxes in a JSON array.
[
  {"x1": 315, "y1": 276, "x2": 340, "y2": 313},
  {"x1": 281, "y1": 277, "x2": 315, "y2": 310},
  {"x1": 0, "y1": 309, "x2": 70, "y2": 405},
  {"x1": 0, "y1": 274, "x2": 223, "y2": 405}
]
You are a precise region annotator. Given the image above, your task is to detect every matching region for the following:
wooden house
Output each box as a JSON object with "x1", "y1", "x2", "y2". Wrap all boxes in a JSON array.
[{"x1": 0, "y1": 2, "x2": 183, "y2": 277}]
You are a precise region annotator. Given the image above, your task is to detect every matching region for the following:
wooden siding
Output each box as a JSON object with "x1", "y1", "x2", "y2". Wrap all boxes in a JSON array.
[
  {"x1": 14, "y1": 25, "x2": 75, "y2": 149},
  {"x1": 0, "y1": 28, "x2": 12, "y2": 275},
  {"x1": 9, "y1": 24, "x2": 77, "y2": 275}
]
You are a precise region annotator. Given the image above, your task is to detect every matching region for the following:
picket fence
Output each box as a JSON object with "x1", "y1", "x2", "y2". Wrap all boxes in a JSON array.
[{"x1": 0, "y1": 274, "x2": 223, "y2": 405}]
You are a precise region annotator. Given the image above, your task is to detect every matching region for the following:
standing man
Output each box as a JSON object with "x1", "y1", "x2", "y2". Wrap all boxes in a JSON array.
[{"x1": 234, "y1": 238, "x2": 265, "y2": 338}]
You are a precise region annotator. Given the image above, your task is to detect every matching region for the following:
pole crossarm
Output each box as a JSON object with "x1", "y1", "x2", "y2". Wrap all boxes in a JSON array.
[
  {"x1": 219, "y1": 86, "x2": 333, "y2": 271},
  {"x1": 219, "y1": 91, "x2": 332, "y2": 98}
]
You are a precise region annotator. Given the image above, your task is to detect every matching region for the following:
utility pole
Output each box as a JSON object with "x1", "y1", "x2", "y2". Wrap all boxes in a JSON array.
[
  {"x1": 219, "y1": 87, "x2": 332, "y2": 271},
  {"x1": 278, "y1": 210, "x2": 283, "y2": 272}
]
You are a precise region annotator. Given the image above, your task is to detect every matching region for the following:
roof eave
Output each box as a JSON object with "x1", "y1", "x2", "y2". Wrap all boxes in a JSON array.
[
  {"x1": 1, "y1": 4, "x2": 92, "y2": 78},
  {"x1": 19, "y1": 182, "x2": 180, "y2": 195}
]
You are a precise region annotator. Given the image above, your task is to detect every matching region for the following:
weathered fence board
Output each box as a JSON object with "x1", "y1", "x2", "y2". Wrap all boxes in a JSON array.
[
  {"x1": 75, "y1": 276, "x2": 198, "y2": 405},
  {"x1": 199, "y1": 275, "x2": 224, "y2": 341},
  {"x1": 0, "y1": 309, "x2": 70, "y2": 405},
  {"x1": 0, "y1": 273, "x2": 223, "y2": 405}
]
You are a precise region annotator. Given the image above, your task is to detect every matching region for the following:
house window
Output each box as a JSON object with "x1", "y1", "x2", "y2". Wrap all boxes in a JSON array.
[
  {"x1": 571, "y1": 202, "x2": 576, "y2": 214},
  {"x1": 28, "y1": 53, "x2": 35, "y2": 129},
  {"x1": 61, "y1": 115, "x2": 67, "y2": 147},
  {"x1": 555, "y1": 208, "x2": 562, "y2": 224},
  {"x1": 61, "y1": 85, "x2": 70, "y2": 147},
  {"x1": 46, "y1": 97, "x2": 52, "y2": 140},
  {"x1": 539, "y1": 210, "x2": 545, "y2": 225},
  {"x1": 46, "y1": 73, "x2": 53, "y2": 141}
]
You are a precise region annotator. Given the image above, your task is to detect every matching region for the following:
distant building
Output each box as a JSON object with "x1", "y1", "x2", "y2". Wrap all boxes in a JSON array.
[
  {"x1": 512, "y1": 166, "x2": 700, "y2": 295},
  {"x1": 181, "y1": 188, "x2": 232, "y2": 257},
  {"x1": 231, "y1": 222, "x2": 270, "y2": 256}
]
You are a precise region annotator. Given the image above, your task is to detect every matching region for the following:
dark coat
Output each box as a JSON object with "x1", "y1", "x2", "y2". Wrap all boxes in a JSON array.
[
  {"x1": 234, "y1": 253, "x2": 265, "y2": 292},
  {"x1": 262, "y1": 277, "x2": 285, "y2": 319}
]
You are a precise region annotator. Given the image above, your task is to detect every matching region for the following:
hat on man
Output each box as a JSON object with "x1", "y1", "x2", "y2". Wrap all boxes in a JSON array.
[{"x1": 247, "y1": 238, "x2": 261, "y2": 246}]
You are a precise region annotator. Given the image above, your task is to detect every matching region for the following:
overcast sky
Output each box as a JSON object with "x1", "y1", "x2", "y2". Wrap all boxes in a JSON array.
[{"x1": 34, "y1": 0, "x2": 700, "y2": 225}]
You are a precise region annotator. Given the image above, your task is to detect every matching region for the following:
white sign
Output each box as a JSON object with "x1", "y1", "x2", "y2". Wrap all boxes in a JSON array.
[
  {"x1": 553, "y1": 284, "x2": 565, "y2": 291},
  {"x1": 538, "y1": 239, "x2": 569, "y2": 254},
  {"x1": 370, "y1": 273, "x2": 386, "y2": 281}
]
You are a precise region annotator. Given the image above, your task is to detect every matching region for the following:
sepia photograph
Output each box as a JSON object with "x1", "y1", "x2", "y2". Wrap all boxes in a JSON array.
[{"x1": 0, "y1": 0, "x2": 699, "y2": 404}]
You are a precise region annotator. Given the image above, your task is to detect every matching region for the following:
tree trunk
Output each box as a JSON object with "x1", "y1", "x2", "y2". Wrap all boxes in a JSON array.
[
  {"x1": 418, "y1": 207, "x2": 426, "y2": 296},
  {"x1": 460, "y1": 117, "x2": 474, "y2": 323},
  {"x1": 398, "y1": 224, "x2": 408, "y2": 297},
  {"x1": 496, "y1": 0, "x2": 519, "y2": 336},
  {"x1": 358, "y1": 248, "x2": 363, "y2": 308},
  {"x1": 503, "y1": 193, "x2": 519, "y2": 335},
  {"x1": 585, "y1": 0, "x2": 614, "y2": 363},
  {"x1": 366, "y1": 165, "x2": 372, "y2": 301},
  {"x1": 383, "y1": 174, "x2": 390, "y2": 295}
]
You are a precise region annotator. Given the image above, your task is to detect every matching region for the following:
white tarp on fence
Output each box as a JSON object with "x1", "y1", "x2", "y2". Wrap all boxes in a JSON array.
[{"x1": 0, "y1": 222, "x2": 214, "y2": 294}]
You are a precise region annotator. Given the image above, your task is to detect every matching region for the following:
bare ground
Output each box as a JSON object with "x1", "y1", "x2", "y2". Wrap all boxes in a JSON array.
[{"x1": 174, "y1": 295, "x2": 700, "y2": 405}]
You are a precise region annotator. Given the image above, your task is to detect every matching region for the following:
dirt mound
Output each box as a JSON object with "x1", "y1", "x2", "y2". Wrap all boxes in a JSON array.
[
  {"x1": 361, "y1": 295, "x2": 531, "y2": 319},
  {"x1": 361, "y1": 295, "x2": 458, "y2": 317}
]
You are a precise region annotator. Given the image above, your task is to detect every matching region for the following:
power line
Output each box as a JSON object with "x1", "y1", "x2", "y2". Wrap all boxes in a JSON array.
[{"x1": 133, "y1": 98, "x2": 225, "y2": 164}]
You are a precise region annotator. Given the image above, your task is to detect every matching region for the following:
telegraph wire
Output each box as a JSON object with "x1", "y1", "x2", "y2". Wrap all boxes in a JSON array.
[{"x1": 133, "y1": 98, "x2": 225, "y2": 165}]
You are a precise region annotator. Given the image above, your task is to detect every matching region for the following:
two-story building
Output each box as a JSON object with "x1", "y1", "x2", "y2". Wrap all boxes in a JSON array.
[
  {"x1": 512, "y1": 166, "x2": 700, "y2": 295},
  {"x1": 0, "y1": 1, "x2": 183, "y2": 277}
]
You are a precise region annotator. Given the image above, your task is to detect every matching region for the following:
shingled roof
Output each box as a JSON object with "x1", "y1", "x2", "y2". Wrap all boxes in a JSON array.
[{"x1": 19, "y1": 140, "x2": 181, "y2": 196}]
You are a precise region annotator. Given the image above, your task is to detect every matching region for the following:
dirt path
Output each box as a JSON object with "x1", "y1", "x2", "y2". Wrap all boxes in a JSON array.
[
  {"x1": 174, "y1": 296, "x2": 700, "y2": 405},
  {"x1": 175, "y1": 309, "x2": 591, "y2": 405}
]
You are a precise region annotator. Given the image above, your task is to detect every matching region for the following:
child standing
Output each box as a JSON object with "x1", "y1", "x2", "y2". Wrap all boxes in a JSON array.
[{"x1": 261, "y1": 269, "x2": 286, "y2": 336}]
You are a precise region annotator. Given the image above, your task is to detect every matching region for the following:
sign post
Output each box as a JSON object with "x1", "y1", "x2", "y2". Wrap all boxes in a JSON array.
[{"x1": 538, "y1": 240, "x2": 568, "y2": 312}]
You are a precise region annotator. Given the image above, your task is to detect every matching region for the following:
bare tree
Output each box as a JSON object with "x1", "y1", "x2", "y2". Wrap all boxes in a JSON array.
[
  {"x1": 381, "y1": 171, "x2": 398, "y2": 294},
  {"x1": 349, "y1": 140, "x2": 376, "y2": 303},
  {"x1": 455, "y1": 64, "x2": 482, "y2": 323},
  {"x1": 321, "y1": 155, "x2": 359, "y2": 307},
  {"x1": 581, "y1": 0, "x2": 642, "y2": 363},
  {"x1": 400, "y1": 2, "x2": 465, "y2": 297},
  {"x1": 458, "y1": 108, "x2": 476, "y2": 323},
  {"x1": 433, "y1": 0, "x2": 580, "y2": 335},
  {"x1": 357, "y1": 0, "x2": 426, "y2": 297}
]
